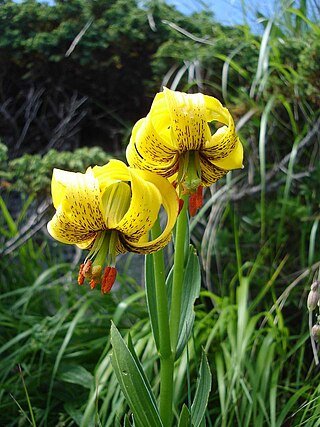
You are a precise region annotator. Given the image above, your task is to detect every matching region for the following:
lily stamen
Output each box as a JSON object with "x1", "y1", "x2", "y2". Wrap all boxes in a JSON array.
[
  {"x1": 77, "y1": 264, "x2": 85, "y2": 285},
  {"x1": 101, "y1": 266, "x2": 117, "y2": 294},
  {"x1": 82, "y1": 259, "x2": 93, "y2": 278},
  {"x1": 90, "y1": 265, "x2": 103, "y2": 289}
]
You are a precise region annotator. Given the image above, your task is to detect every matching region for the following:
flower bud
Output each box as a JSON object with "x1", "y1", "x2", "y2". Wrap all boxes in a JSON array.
[
  {"x1": 311, "y1": 324, "x2": 320, "y2": 341},
  {"x1": 307, "y1": 281, "x2": 320, "y2": 311}
]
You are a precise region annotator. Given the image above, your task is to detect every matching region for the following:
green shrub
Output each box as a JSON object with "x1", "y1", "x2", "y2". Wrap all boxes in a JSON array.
[{"x1": 0, "y1": 146, "x2": 113, "y2": 195}]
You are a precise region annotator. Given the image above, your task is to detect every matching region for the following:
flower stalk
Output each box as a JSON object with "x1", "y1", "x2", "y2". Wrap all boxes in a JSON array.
[
  {"x1": 170, "y1": 194, "x2": 189, "y2": 354},
  {"x1": 151, "y1": 194, "x2": 191, "y2": 426},
  {"x1": 151, "y1": 219, "x2": 174, "y2": 427}
]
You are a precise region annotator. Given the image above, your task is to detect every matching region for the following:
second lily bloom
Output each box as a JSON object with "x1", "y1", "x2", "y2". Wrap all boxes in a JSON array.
[{"x1": 127, "y1": 87, "x2": 243, "y2": 214}]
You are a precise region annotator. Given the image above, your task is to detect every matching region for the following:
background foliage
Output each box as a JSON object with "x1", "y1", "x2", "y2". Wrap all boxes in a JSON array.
[{"x1": 0, "y1": 0, "x2": 320, "y2": 425}]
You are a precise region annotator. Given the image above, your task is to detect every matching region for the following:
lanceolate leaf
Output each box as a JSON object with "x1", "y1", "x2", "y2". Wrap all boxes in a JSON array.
[
  {"x1": 127, "y1": 334, "x2": 157, "y2": 408},
  {"x1": 191, "y1": 351, "x2": 212, "y2": 427},
  {"x1": 110, "y1": 323, "x2": 163, "y2": 427}
]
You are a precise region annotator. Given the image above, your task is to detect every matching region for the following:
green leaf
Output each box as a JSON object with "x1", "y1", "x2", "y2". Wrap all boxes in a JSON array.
[
  {"x1": 110, "y1": 322, "x2": 163, "y2": 427},
  {"x1": 191, "y1": 351, "x2": 212, "y2": 427},
  {"x1": 145, "y1": 254, "x2": 160, "y2": 351},
  {"x1": 276, "y1": 385, "x2": 310, "y2": 427},
  {"x1": 58, "y1": 365, "x2": 93, "y2": 389},
  {"x1": 175, "y1": 245, "x2": 201, "y2": 358},
  {"x1": 127, "y1": 334, "x2": 157, "y2": 409},
  {"x1": 178, "y1": 404, "x2": 192, "y2": 427},
  {"x1": 287, "y1": 7, "x2": 320, "y2": 34}
]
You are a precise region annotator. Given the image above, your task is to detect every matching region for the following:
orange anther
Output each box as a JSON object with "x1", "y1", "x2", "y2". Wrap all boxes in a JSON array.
[
  {"x1": 77, "y1": 264, "x2": 85, "y2": 286},
  {"x1": 83, "y1": 259, "x2": 93, "y2": 278},
  {"x1": 101, "y1": 266, "x2": 117, "y2": 294},
  {"x1": 89, "y1": 279, "x2": 97, "y2": 289}
]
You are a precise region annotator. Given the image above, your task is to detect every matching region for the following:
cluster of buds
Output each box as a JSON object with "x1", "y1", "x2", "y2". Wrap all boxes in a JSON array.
[{"x1": 307, "y1": 280, "x2": 320, "y2": 343}]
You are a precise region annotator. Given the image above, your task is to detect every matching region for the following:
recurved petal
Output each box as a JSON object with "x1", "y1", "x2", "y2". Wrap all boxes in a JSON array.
[
  {"x1": 199, "y1": 154, "x2": 229, "y2": 187},
  {"x1": 202, "y1": 115, "x2": 239, "y2": 162},
  {"x1": 120, "y1": 169, "x2": 179, "y2": 254},
  {"x1": 126, "y1": 115, "x2": 178, "y2": 177},
  {"x1": 92, "y1": 159, "x2": 131, "y2": 192},
  {"x1": 149, "y1": 92, "x2": 174, "y2": 140},
  {"x1": 51, "y1": 168, "x2": 72, "y2": 209},
  {"x1": 210, "y1": 136, "x2": 243, "y2": 170},
  {"x1": 115, "y1": 169, "x2": 162, "y2": 242},
  {"x1": 163, "y1": 87, "x2": 210, "y2": 151},
  {"x1": 47, "y1": 168, "x2": 106, "y2": 245},
  {"x1": 203, "y1": 94, "x2": 231, "y2": 125}
]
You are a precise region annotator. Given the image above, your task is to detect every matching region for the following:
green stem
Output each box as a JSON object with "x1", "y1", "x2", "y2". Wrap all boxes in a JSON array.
[
  {"x1": 151, "y1": 219, "x2": 174, "y2": 427},
  {"x1": 170, "y1": 194, "x2": 189, "y2": 354}
]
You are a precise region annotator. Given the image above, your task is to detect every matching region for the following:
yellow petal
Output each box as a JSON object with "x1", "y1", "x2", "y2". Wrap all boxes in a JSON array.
[
  {"x1": 202, "y1": 116, "x2": 239, "y2": 162},
  {"x1": 199, "y1": 136, "x2": 243, "y2": 186},
  {"x1": 203, "y1": 94, "x2": 231, "y2": 125},
  {"x1": 149, "y1": 92, "x2": 174, "y2": 142},
  {"x1": 101, "y1": 181, "x2": 131, "y2": 229},
  {"x1": 115, "y1": 169, "x2": 163, "y2": 241},
  {"x1": 126, "y1": 114, "x2": 178, "y2": 177},
  {"x1": 120, "y1": 169, "x2": 179, "y2": 253},
  {"x1": 92, "y1": 159, "x2": 131, "y2": 192},
  {"x1": 47, "y1": 168, "x2": 106, "y2": 246},
  {"x1": 210, "y1": 136, "x2": 243, "y2": 170},
  {"x1": 94, "y1": 160, "x2": 178, "y2": 249},
  {"x1": 51, "y1": 169, "x2": 70, "y2": 209},
  {"x1": 199, "y1": 155, "x2": 228, "y2": 186},
  {"x1": 163, "y1": 87, "x2": 211, "y2": 151}
]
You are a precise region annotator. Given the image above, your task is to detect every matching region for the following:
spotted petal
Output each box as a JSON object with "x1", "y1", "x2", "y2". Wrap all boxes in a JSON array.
[
  {"x1": 163, "y1": 87, "x2": 211, "y2": 151},
  {"x1": 203, "y1": 97, "x2": 239, "y2": 158},
  {"x1": 209, "y1": 135, "x2": 243, "y2": 170},
  {"x1": 199, "y1": 155, "x2": 228, "y2": 187},
  {"x1": 47, "y1": 168, "x2": 106, "y2": 247},
  {"x1": 120, "y1": 169, "x2": 179, "y2": 253},
  {"x1": 115, "y1": 169, "x2": 162, "y2": 242},
  {"x1": 93, "y1": 160, "x2": 179, "y2": 252},
  {"x1": 126, "y1": 115, "x2": 178, "y2": 177}
]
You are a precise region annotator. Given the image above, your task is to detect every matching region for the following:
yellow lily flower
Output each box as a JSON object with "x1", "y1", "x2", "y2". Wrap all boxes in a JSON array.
[
  {"x1": 47, "y1": 159, "x2": 179, "y2": 293},
  {"x1": 126, "y1": 87, "x2": 243, "y2": 215}
]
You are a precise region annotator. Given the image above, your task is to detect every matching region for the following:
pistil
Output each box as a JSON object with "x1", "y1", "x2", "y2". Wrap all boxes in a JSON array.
[{"x1": 177, "y1": 150, "x2": 202, "y2": 192}]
